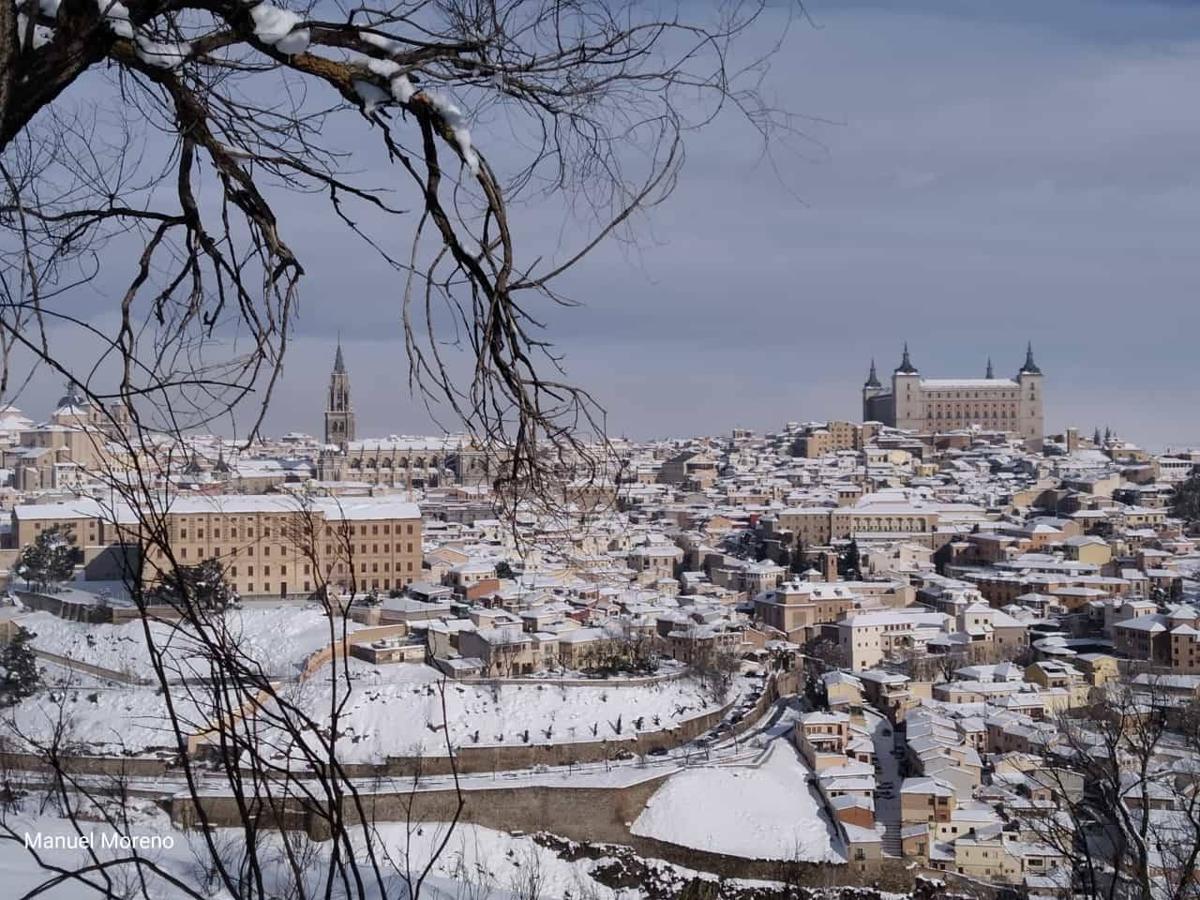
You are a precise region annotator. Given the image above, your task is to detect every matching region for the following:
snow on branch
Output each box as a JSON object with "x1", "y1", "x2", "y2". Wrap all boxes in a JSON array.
[{"x1": 249, "y1": 1, "x2": 310, "y2": 55}]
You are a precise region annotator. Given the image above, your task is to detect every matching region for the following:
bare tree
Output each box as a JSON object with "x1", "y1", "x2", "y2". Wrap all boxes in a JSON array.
[
  {"x1": 0, "y1": 0, "x2": 800, "y2": 512},
  {"x1": 1015, "y1": 677, "x2": 1200, "y2": 900},
  {"x1": 0, "y1": 0, "x2": 803, "y2": 894},
  {"x1": 690, "y1": 646, "x2": 739, "y2": 706}
]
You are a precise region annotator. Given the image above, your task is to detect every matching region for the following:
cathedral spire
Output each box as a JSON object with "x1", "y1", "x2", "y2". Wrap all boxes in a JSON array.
[
  {"x1": 895, "y1": 342, "x2": 917, "y2": 374},
  {"x1": 1020, "y1": 340, "x2": 1042, "y2": 375},
  {"x1": 334, "y1": 335, "x2": 346, "y2": 374},
  {"x1": 986, "y1": 357, "x2": 994, "y2": 379},
  {"x1": 325, "y1": 339, "x2": 356, "y2": 447},
  {"x1": 864, "y1": 358, "x2": 881, "y2": 388}
]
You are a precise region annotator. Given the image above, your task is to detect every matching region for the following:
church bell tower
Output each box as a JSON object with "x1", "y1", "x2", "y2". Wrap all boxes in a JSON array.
[{"x1": 324, "y1": 340, "x2": 356, "y2": 448}]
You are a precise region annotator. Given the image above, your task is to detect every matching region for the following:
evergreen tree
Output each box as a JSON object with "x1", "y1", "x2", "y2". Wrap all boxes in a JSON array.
[
  {"x1": 149, "y1": 557, "x2": 238, "y2": 612},
  {"x1": 0, "y1": 630, "x2": 40, "y2": 706},
  {"x1": 1092, "y1": 427, "x2": 1102, "y2": 446},
  {"x1": 1172, "y1": 473, "x2": 1200, "y2": 528},
  {"x1": 12, "y1": 525, "x2": 83, "y2": 593},
  {"x1": 838, "y1": 539, "x2": 861, "y2": 579},
  {"x1": 790, "y1": 540, "x2": 807, "y2": 574}
]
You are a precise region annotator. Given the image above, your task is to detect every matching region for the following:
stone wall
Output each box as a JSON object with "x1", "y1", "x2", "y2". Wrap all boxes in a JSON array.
[
  {"x1": 0, "y1": 749, "x2": 171, "y2": 778},
  {"x1": 169, "y1": 774, "x2": 670, "y2": 847},
  {"x1": 606, "y1": 834, "x2": 911, "y2": 891}
]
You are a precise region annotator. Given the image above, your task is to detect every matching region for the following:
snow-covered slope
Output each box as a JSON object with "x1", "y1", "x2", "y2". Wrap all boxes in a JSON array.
[{"x1": 632, "y1": 741, "x2": 845, "y2": 862}]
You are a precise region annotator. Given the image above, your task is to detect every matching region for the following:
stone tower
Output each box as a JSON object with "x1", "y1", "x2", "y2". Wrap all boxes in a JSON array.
[
  {"x1": 861, "y1": 358, "x2": 884, "y2": 422},
  {"x1": 324, "y1": 340, "x2": 356, "y2": 448},
  {"x1": 891, "y1": 342, "x2": 923, "y2": 431},
  {"x1": 1017, "y1": 341, "x2": 1044, "y2": 451}
]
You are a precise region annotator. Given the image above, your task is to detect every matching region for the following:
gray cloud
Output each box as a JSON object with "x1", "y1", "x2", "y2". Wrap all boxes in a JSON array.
[{"x1": 14, "y1": 0, "x2": 1200, "y2": 449}]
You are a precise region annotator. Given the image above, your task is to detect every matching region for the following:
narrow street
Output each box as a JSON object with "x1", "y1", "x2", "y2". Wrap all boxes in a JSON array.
[{"x1": 864, "y1": 707, "x2": 903, "y2": 858}]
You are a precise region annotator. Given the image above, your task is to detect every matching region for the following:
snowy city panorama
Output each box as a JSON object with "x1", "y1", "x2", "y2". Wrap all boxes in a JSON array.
[{"x1": 2, "y1": 0, "x2": 1200, "y2": 899}]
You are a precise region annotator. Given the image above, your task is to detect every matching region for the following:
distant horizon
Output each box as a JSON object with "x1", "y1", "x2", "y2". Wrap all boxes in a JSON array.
[
  {"x1": 7, "y1": 0, "x2": 1200, "y2": 451},
  {"x1": 7, "y1": 339, "x2": 1200, "y2": 454}
]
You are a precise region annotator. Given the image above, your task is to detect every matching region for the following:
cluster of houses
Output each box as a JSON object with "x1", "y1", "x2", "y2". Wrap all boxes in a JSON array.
[{"x1": 2, "y1": 376, "x2": 1200, "y2": 893}]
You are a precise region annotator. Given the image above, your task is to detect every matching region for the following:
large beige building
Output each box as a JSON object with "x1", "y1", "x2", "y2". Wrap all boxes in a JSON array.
[
  {"x1": 11, "y1": 494, "x2": 423, "y2": 600},
  {"x1": 862, "y1": 344, "x2": 1044, "y2": 450},
  {"x1": 773, "y1": 492, "x2": 941, "y2": 546},
  {"x1": 793, "y1": 421, "x2": 880, "y2": 459}
]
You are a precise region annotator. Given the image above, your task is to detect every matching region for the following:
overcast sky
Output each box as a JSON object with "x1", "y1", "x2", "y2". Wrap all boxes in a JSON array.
[{"x1": 16, "y1": 0, "x2": 1200, "y2": 449}]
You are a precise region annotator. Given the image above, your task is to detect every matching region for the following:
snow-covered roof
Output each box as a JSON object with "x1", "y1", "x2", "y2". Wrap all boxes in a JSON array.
[{"x1": 920, "y1": 378, "x2": 1020, "y2": 389}]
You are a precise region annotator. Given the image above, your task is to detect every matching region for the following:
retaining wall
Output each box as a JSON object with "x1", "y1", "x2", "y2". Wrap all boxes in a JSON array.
[{"x1": 168, "y1": 774, "x2": 669, "y2": 846}]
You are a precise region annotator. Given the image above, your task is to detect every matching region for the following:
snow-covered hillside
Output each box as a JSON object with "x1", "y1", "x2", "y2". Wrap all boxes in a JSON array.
[
  {"x1": 632, "y1": 741, "x2": 845, "y2": 862},
  {"x1": 19, "y1": 605, "x2": 360, "y2": 681},
  {"x1": 266, "y1": 661, "x2": 733, "y2": 762}
]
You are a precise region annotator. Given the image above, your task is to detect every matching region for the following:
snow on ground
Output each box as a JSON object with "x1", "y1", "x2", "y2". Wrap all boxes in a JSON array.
[
  {"x1": 0, "y1": 801, "x2": 634, "y2": 899},
  {"x1": 372, "y1": 822, "x2": 629, "y2": 899},
  {"x1": 19, "y1": 605, "x2": 359, "y2": 681},
  {"x1": 4, "y1": 685, "x2": 220, "y2": 756},
  {"x1": 37, "y1": 659, "x2": 124, "y2": 689},
  {"x1": 631, "y1": 740, "x2": 845, "y2": 863},
  {"x1": 267, "y1": 662, "x2": 729, "y2": 761}
]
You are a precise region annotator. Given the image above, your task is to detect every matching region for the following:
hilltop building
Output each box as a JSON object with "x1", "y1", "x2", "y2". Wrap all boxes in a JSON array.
[{"x1": 862, "y1": 344, "x2": 1044, "y2": 450}]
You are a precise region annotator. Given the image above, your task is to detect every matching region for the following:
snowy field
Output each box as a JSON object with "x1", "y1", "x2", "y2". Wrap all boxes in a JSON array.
[
  {"x1": 266, "y1": 661, "x2": 731, "y2": 762},
  {"x1": 3, "y1": 657, "x2": 738, "y2": 761},
  {"x1": 0, "y1": 800, "x2": 698, "y2": 899},
  {"x1": 631, "y1": 740, "x2": 845, "y2": 862},
  {"x1": 3, "y1": 685, "x2": 226, "y2": 756},
  {"x1": 18, "y1": 605, "x2": 359, "y2": 681}
]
